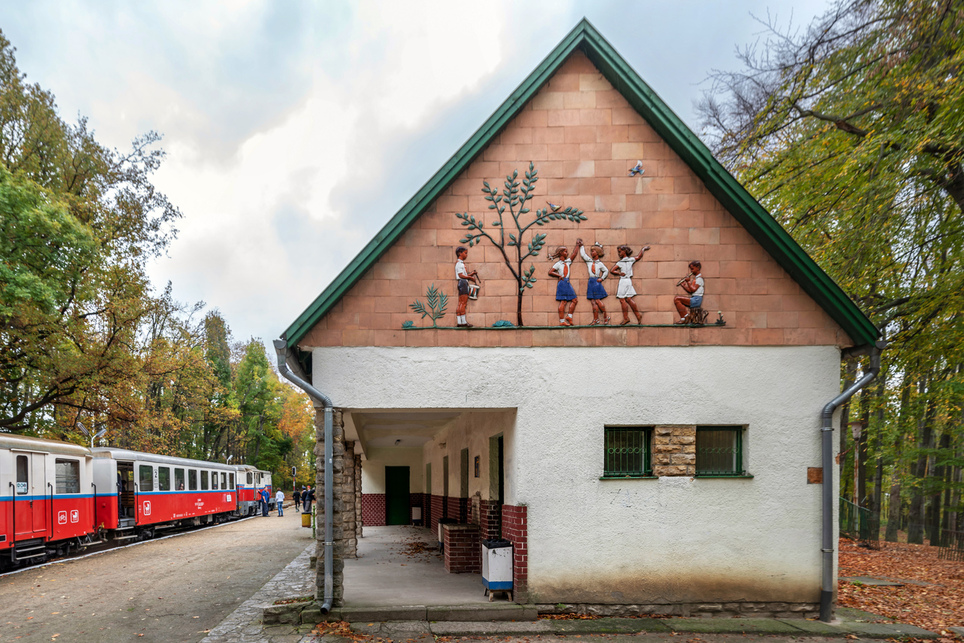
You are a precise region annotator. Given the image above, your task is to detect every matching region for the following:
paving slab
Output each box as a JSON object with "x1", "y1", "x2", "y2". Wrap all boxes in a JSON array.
[
  {"x1": 835, "y1": 607, "x2": 895, "y2": 622},
  {"x1": 840, "y1": 576, "x2": 904, "y2": 586},
  {"x1": 843, "y1": 621, "x2": 939, "y2": 638},
  {"x1": 777, "y1": 619, "x2": 852, "y2": 636},
  {"x1": 549, "y1": 617, "x2": 673, "y2": 634},
  {"x1": 427, "y1": 604, "x2": 539, "y2": 621},
  {"x1": 430, "y1": 621, "x2": 554, "y2": 636},
  {"x1": 664, "y1": 617, "x2": 807, "y2": 635}
]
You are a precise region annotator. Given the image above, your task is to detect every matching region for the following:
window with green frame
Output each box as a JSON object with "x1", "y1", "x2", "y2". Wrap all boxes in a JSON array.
[
  {"x1": 603, "y1": 427, "x2": 652, "y2": 477},
  {"x1": 696, "y1": 426, "x2": 745, "y2": 476}
]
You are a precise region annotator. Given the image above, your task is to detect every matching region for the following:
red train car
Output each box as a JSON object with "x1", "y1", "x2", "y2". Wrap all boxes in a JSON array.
[
  {"x1": 1, "y1": 435, "x2": 98, "y2": 566},
  {"x1": 92, "y1": 448, "x2": 238, "y2": 541}
]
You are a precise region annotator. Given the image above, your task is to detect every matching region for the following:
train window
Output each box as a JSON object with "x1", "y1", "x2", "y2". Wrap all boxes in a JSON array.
[
  {"x1": 158, "y1": 467, "x2": 171, "y2": 491},
  {"x1": 220, "y1": 472, "x2": 227, "y2": 488},
  {"x1": 55, "y1": 459, "x2": 80, "y2": 494},
  {"x1": 229, "y1": 473, "x2": 235, "y2": 488},
  {"x1": 188, "y1": 469, "x2": 197, "y2": 491},
  {"x1": 175, "y1": 468, "x2": 185, "y2": 490},
  {"x1": 201, "y1": 471, "x2": 209, "y2": 490},
  {"x1": 247, "y1": 472, "x2": 253, "y2": 485},
  {"x1": 139, "y1": 465, "x2": 153, "y2": 492},
  {"x1": 212, "y1": 471, "x2": 219, "y2": 490},
  {"x1": 16, "y1": 455, "x2": 28, "y2": 494}
]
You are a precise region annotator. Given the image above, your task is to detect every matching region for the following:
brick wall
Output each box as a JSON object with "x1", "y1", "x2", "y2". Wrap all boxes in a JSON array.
[
  {"x1": 430, "y1": 494, "x2": 445, "y2": 534},
  {"x1": 480, "y1": 498, "x2": 502, "y2": 540},
  {"x1": 300, "y1": 50, "x2": 850, "y2": 350},
  {"x1": 445, "y1": 496, "x2": 463, "y2": 522},
  {"x1": 361, "y1": 493, "x2": 386, "y2": 526},
  {"x1": 502, "y1": 504, "x2": 528, "y2": 599},
  {"x1": 443, "y1": 523, "x2": 482, "y2": 573}
]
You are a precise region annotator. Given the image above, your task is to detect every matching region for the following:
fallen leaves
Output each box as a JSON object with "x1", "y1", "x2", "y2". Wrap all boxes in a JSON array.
[{"x1": 838, "y1": 537, "x2": 963, "y2": 640}]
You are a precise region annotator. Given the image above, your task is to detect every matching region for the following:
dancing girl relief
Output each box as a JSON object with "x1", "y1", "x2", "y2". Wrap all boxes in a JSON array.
[{"x1": 402, "y1": 162, "x2": 724, "y2": 329}]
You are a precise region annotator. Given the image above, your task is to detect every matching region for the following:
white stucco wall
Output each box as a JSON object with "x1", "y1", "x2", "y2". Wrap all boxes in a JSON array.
[
  {"x1": 314, "y1": 345, "x2": 841, "y2": 605},
  {"x1": 361, "y1": 447, "x2": 424, "y2": 494}
]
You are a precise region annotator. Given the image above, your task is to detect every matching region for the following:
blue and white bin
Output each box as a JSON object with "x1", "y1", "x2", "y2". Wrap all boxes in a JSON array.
[{"x1": 481, "y1": 538, "x2": 513, "y2": 600}]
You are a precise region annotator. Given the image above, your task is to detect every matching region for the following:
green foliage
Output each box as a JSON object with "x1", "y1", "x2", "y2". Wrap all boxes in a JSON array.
[
  {"x1": 456, "y1": 162, "x2": 586, "y2": 325},
  {"x1": 409, "y1": 284, "x2": 448, "y2": 327},
  {"x1": 702, "y1": 0, "x2": 964, "y2": 535},
  {"x1": 0, "y1": 29, "x2": 180, "y2": 434}
]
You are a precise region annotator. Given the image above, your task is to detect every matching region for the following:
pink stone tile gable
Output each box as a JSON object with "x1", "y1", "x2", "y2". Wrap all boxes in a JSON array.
[{"x1": 300, "y1": 51, "x2": 850, "y2": 350}]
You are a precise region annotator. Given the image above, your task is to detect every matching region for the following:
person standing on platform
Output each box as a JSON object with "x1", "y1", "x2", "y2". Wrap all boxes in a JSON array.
[
  {"x1": 293, "y1": 487, "x2": 301, "y2": 513},
  {"x1": 275, "y1": 489, "x2": 285, "y2": 517},
  {"x1": 260, "y1": 488, "x2": 270, "y2": 517}
]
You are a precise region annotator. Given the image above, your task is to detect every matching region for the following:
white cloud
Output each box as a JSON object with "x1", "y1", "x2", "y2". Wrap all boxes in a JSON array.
[{"x1": 2, "y1": 0, "x2": 829, "y2": 344}]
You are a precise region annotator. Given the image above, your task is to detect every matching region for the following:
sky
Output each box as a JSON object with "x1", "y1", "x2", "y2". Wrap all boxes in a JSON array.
[{"x1": 1, "y1": 0, "x2": 831, "y2": 348}]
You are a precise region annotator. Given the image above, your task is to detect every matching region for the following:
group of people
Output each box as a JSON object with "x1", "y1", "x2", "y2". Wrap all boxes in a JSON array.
[
  {"x1": 258, "y1": 486, "x2": 314, "y2": 517},
  {"x1": 293, "y1": 486, "x2": 315, "y2": 513},
  {"x1": 455, "y1": 241, "x2": 704, "y2": 327}
]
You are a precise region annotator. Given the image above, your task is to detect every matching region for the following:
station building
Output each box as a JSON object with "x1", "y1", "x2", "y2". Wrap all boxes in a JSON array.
[{"x1": 279, "y1": 19, "x2": 878, "y2": 614}]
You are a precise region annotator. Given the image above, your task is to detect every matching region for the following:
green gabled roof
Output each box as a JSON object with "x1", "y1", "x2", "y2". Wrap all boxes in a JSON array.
[{"x1": 283, "y1": 18, "x2": 879, "y2": 348}]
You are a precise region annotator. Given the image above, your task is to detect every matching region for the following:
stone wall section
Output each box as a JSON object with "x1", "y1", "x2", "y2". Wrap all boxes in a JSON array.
[
  {"x1": 300, "y1": 50, "x2": 852, "y2": 351},
  {"x1": 653, "y1": 425, "x2": 696, "y2": 477},
  {"x1": 343, "y1": 440, "x2": 357, "y2": 558},
  {"x1": 354, "y1": 453, "x2": 363, "y2": 540},
  {"x1": 315, "y1": 409, "x2": 346, "y2": 605}
]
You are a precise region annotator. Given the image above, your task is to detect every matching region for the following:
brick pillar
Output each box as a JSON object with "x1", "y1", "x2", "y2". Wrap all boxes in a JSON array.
[
  {"x1": 354, "y1": 453, "x2": 363, "y2": 539},
  {"x1": 315, "y1": 408, "x2": 348, "y2": 605},
  {"x1": 344, "y1": 440, "x2": 357, "y2": 558},
  {"x1": 502, "y1": 504, "x2": 528, "y2": 602},
  {"x1": 653, "y1": 425, "x2": 697, "y2": 477}
]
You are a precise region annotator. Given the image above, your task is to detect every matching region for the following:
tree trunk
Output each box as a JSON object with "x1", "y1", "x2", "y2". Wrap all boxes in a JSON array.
[
  {"x1": 871, "y1": 373, "x2": 886, "y2": 530},
  {"x1": 839, "y1": 360, "x2": 857, "y2": 500},
  {"x1": 929, "y1": 432, "x2": 951, "y2": 545},
  {"x1": 856, "y1": 385, "x2": 871, "y2": 507},
  {"x1": 885, "y1": 372, "x2": 912, "y2": 543},
  {"x1": 908, "y1": 375, "x2": 935, "y2": 544}
]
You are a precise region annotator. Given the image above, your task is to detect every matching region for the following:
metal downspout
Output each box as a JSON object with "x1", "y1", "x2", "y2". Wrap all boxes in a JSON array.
[
  {"x1": 819, "y1": 342, "x2": 883, "y2": 622},
  {"x1": 273, "y1": 339, "x2": 334, "y2": 615}
]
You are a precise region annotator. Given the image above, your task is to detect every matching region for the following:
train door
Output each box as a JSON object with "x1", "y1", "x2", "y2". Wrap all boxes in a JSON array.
[
  {"x1": 13, "y1": 452, "x2": 47, "y2": 539},
  {"x1": 117, "y1": 462, "x2": 135, "y2": 521}
]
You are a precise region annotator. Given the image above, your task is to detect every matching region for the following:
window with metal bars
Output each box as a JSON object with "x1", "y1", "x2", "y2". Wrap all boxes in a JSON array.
[
  {"x1": 603, "y1": 427, "x2": 652, "y2": 477},
  {"x1": 696, "y1": 426, "x2": 745, "y2": 476}
]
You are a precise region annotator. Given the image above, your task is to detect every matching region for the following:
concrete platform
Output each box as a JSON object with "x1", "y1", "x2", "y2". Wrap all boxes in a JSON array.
[{"x1": 342, "y1": 525, "x2": 493, "y2": 607}]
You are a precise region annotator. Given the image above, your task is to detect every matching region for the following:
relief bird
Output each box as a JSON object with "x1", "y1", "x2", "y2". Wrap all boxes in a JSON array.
[
  {"x1": 547, "y1": 201, "x2": 562, "y2": 212},
  {"x1": 629, "y1": 160, "x2": 644, "y2": 176}
]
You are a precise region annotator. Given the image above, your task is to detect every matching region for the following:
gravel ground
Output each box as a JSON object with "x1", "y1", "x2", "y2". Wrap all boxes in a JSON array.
[{"x1": 0, "y1": 504, "x2": 313, "y2": 642}]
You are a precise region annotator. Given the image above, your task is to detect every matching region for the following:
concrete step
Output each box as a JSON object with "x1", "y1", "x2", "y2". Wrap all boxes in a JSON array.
[{"x1": 330, "y1": 603, "x2": 539, "y2": 622}]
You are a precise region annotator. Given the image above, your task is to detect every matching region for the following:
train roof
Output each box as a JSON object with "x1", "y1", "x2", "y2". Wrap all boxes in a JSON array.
[
  {"x1": 91, "y1": 447, "x2": 236, "y2": 470},
  {"x1": 0, "y1": 433, "x2": 90, "y2": 457}
]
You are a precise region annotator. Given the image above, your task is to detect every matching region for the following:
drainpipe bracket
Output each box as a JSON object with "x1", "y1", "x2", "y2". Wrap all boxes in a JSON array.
[{"x1": 821, "y1": 548, "x2": 834, "y2": 553}]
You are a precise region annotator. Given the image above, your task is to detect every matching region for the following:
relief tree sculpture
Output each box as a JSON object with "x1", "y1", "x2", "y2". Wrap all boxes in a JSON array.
[{"x1": 455, "y1": 162, "x2": 586, "y2": 326}]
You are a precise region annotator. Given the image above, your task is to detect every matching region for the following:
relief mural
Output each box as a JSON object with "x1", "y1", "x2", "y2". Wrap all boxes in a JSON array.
[{"x1": 402, "y1": 162, "x2": 721, "y2": 330}]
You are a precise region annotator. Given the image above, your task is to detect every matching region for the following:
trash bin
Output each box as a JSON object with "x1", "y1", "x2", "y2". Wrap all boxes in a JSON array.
[
  {"x1": 481, "y1": 538, "x2": 513, "y2": 600},
  {"x1": 302, "y1": 512, "x2": 311, "y2": 528}
]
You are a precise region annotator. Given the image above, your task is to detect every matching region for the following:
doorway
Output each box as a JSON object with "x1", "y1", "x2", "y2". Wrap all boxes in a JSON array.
[{"x1": 385, "y1": 466, "x2": 410, "y2": 525}]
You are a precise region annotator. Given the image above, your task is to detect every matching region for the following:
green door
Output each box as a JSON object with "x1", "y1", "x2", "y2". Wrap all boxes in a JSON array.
[{"x1": 385, "y1": 466, "x2": 410, "y2": 525}]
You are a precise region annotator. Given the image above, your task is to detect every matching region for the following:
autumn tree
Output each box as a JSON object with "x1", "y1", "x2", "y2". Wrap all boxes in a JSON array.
[
  {"x1": 700, "y1": 0, "x2": 964, "y2": 540},
  {"x1": 0, "y1": 29, "x2": 180, "y2": 435}
]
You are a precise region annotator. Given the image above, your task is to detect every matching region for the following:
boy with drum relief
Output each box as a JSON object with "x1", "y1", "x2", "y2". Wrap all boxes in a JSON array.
[{"x1": 454, "y1": 246, "x2": 479, "y2": 328}]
